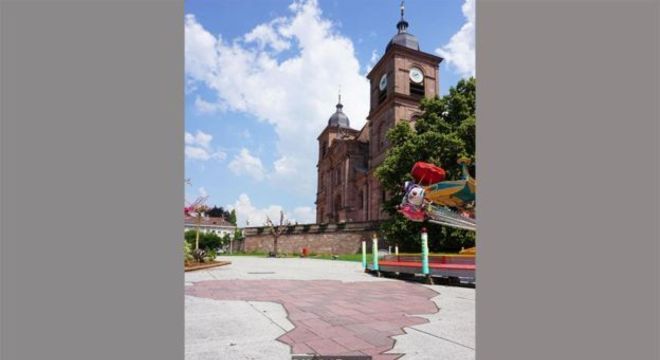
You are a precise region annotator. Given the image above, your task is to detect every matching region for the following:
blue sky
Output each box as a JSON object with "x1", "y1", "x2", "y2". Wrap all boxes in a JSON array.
[{"x1": 184, "y1": 0, "x2": 475, "y2": 226}]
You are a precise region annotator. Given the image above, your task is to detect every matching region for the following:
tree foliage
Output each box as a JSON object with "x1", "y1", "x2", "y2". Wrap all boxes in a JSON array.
[
  {"x1": 184, "y1": 230, "x2": 228, "y2": 251},
  {"x1": 228, "y1": 209, "x2": 237, "y2": 226},
  {"x1": 375, "y1": 77, "x2": 476, "y2": 252},
  {"x1": 207, "y1": 206, "x2": 231, "y2": 220}
]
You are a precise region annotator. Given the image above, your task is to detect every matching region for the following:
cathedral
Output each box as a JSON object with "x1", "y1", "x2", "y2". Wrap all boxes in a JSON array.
[{"x1": 315, "y1": 4, "x2": 443, "y2": 224}]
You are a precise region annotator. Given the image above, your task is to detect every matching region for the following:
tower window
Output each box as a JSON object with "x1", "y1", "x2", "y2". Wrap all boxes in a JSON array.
[
  {"x1": 321, "y1": 141, "x2": 328, "y2": 157},
  {"x1": 334, "y1": 194, "x2": 342, "y2": 219},
  {"x1": 378, "y1": 88, "x2": 387, "y2": 104},
  {"x1": 410, "y1": 80, "x2": 425, "y2": 97},
  {"x1": 358, "y1": 190, "x2": 364, "y2": 209}
]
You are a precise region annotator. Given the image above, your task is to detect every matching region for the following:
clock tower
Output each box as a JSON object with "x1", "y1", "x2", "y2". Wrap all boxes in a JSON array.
[{"x1": 365, "y1": 1, "x2": 443, "y2": 220}]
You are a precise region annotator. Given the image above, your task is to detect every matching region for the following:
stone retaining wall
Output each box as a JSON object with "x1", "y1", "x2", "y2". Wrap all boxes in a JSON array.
[{"x1": 241, "y1": 221, "x2": 382, "y2": 255}]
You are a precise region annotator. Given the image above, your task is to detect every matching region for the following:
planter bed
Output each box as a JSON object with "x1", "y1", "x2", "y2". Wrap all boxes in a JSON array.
[{"x1": 184, "y1": 260, "x2": 231, "y2": 272}]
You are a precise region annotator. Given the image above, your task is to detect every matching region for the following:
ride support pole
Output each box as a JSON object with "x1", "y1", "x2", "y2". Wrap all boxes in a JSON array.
[
  {"x1": 421, "y1": 228, "x2": 430, "y2": 276},
  {"x1": 372, "y1": 233, "x2": 380, "y2": 274},
  {"x1": 361, "y1": 241, "x2": 367, "y2": 271}
]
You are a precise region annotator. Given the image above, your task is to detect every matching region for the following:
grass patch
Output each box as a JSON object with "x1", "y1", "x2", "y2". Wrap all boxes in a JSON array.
[
  {"x1": 306, "y1": 253, "x2": 365, "y2": 262},
  {"x1": 221, "y1": 251, "x2": 268, "y2": 257}
]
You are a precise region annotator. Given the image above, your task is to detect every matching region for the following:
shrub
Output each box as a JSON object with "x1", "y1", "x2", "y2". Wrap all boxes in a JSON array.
[
  {"x1": 205, "y1": 249, "x2": 217, "y2": 262},
  {"x1": 184, "y1": 230, "x2": 226, "y2": 251},
  {"x1": 184, "y1": 241, "x2": 193, "y2": 264}
]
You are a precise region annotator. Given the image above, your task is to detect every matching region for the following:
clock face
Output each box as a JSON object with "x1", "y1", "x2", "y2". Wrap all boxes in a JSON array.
[
  {"x1": 409, "y1": 67, "x2": 424, "y2": 84},
  {"x1": 379, "y1": 73, "x2": 388, "y2": 91}
]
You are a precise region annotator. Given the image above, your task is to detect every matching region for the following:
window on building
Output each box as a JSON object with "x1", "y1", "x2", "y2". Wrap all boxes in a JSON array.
[
  {"x1": 410, "y1": 79, "x2": 425, "y2": 97},
  {"x1": 378, "y1": 89, "x2": 387, "y2": 105},
  {"x1": 358, "y1": 191, "x2": 364, "y2": 209},
  {"x1": 321, "y1": 141, "x2": 328, "y2": 157},
  {"x1": 409, "y1": 67, "x2": 425, "y2": 97}
]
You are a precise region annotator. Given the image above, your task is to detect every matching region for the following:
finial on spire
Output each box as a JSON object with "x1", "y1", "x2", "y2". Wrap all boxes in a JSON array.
[
  {"x1": 396, "y1": 0, "x2": 409, "y2": 33},
  {"x1": 336, "y1": 85, "x2": 343, "y2": 110}
]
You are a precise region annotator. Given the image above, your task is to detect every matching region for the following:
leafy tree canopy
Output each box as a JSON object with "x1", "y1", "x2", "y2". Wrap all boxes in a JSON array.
[
  {"x1": 375, "y1": 77, "x2": 476, "y2": 252},
  {"x1": 206, "y1": 206, "x2": 231, "y2": 220}
]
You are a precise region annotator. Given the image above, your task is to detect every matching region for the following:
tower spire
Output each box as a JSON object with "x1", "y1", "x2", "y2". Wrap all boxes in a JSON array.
[
  {"x1": 336, "y1": 85, "x2": 343, "y2": 109},
  {"x1": 396, "y1": 0, "x2": 409, "y2": 33}
]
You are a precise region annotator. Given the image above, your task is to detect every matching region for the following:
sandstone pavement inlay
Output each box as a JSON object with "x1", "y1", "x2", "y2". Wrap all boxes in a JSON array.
[{"x1": 186, "y1": 279, "x2": 440, "y2": 359}]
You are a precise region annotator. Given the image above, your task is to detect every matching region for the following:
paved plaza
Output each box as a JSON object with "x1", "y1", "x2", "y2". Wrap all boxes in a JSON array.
[{"x1": 185, "y1": 257, "x2": 475, "y2": 360}]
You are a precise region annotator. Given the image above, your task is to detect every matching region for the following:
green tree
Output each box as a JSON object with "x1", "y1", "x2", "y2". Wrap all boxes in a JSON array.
[
  {"x1": 233, "y1": 228, "x2": 244, "y2": 241},
  {"x1": 375, "y1": 77, "x2": 476, "y2": 252},
  {"x1": 184, "y1": 230, "x2": 227, "y2": 251},
  {"x1": 228, "y1": 209, "x2": 237, "y2": 226}
]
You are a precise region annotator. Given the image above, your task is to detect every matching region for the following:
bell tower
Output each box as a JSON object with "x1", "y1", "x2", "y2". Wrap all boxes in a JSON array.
[{"x1": 365, "y1": 1, "x2": 443, "y2": 220}]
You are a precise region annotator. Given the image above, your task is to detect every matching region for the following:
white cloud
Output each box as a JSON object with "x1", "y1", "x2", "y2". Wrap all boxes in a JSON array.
[
  {"x1": 365, "y1": 49, "x2": 380, "y2": 73},
  {"x1": 185, "y1": 130, "x2": 213, "y2": 149},
  {"x1": 184, "y1": 0, "x2": 370, "y2": 197},
  {"x1": 194, "y1": 96, "x2": 225, "y2": 114},
  {"x1": 198, "y1": 187, "x2": 208, "y2": 197},
  {"x1": 228, "y1": 148, "x2": 266, "y2": 181},
  {"x1": 185, "y1": 130, "x2": 226, "y2": 161},
  {"x1": 228, "y1": 193, "x2": 284, "y2": 227},
  {"x1": 436, "y1": 0, "x2": 475, "y2": 78},
  {"x1": 292, "y1": 206, "x2": 315, "y2": 224},
  {"x1": 244, "y1": 19, "x2": 291, "y2": 52},
  {"x1": 227, "y1": 193, "x2": 315, "y2": 226}
]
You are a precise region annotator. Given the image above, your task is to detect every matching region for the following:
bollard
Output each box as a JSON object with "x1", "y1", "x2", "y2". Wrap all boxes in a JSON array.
[
  {"x1": 421, "y1": 228, "x2": 430, "y2": 275},
  {"x1": 372, "y1": 233, "x2": 379, "y2": 272},
  {"x1": 361, "y1": 241, "x2": 367, "y2": 271},
  {"x1": 395, "y1": 245, "x2": 399, "y2": 256},
  {"x1": 388, "y1": 246, "x2": 392, "y2": 255}
]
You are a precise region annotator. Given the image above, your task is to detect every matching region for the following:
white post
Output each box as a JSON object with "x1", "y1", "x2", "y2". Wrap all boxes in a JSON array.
[{"x1": 395, "y1": 245, "x2": 399, "y2": 256}]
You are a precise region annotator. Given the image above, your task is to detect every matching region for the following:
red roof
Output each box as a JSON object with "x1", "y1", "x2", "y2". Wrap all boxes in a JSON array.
[{"x1": 184, "y1": 216, "x2": 235, "y2": 227}]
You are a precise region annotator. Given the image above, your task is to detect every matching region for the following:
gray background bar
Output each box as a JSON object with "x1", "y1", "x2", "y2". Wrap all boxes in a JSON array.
[
  {"x1": 1, "y1": 1, "x2": 183, "y2": 359},
  {"x1": 478, "y1": 0, "x2": 658, "y2": 359}
]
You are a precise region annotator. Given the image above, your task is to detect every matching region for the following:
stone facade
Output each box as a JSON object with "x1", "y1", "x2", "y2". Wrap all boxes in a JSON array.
[
  {"x1": 315, "y1": 12, "x2": 443, "y2": 224},
  {"x1": 241, "y1": 222, "x2": 382, "y2": 255}
]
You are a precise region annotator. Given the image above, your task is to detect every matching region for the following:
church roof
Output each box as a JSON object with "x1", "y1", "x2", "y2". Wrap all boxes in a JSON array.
[
  {"x1": 328, "y1": 96, "x2": 350, "y2": 128},
  {"x1": 388, "y1": 31, "x2": 419, "y2": 51},
  {"x1": 386, "y1": 1, "x2": 419, "y2": 51}
]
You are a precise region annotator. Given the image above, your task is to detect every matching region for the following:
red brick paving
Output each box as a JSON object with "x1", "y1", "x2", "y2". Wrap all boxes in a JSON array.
[{"x1": 186, "y1": 280, "x2": 439, "y2": 359}]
